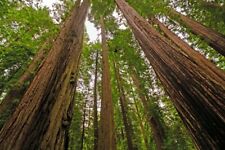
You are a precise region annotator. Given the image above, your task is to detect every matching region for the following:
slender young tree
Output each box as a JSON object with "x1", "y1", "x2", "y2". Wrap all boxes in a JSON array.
[
  {"x1": 115, "y1": 0, "x2": 225, "y2": 149},
  {"x1": 132, "y1": 95, "x2": 149, "y2": 149},
  {"x1": 113, "y1": 61, "x2": 136, "y2": 150},
  {"x1": 130, "y1": 68, "x2": 165, "y2": 150},
  {"x1": 0, "y1": 0, "x2": 90, "y2": 149},
  {"x1": 81, "y1": 98, "x2": 87, "y2": 150},
  {"x1": 98, "y1": 16, "x2": 116, "y2": 150},
  {"x1": 169, "y1": 9, "x2": 225, "y2": 57},
  {"x1": 93, "y1": 50, "x2": 99, "y2": 150}
]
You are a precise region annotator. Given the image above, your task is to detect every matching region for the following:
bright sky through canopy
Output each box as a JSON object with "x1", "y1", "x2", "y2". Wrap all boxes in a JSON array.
[{"x1": 42, "y1": 0, "x2": 99, "y2": 42}]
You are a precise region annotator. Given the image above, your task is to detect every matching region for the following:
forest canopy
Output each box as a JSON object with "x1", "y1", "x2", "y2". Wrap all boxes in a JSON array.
[{"x1": 0, "y1": 0, "x2": 224, "y2": 150}]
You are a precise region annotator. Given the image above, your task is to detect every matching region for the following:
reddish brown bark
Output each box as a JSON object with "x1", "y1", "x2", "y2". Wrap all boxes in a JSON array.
[
  {"x1": 150, "y1": 18, "x2": 224, "y2": 81},
  {"x1": 93, "y1": 50, "x2": 99, "y2": 150},
  {"x1": 113, "y1": 61, "x2": 136, "y2": 150},
  {"x1": 130, "y1": 70, "x2": 164, "y2": 150},
  {"x1": 169, "y1": 9, "x2": 225, "y2": 57},
  {"x1": 98, "y1": 16, "x2": 116, "y2": 150},
  {"x1": 0, "y1": 0, "x2": 90, "y2": 149},
  {"x1": 116, "y1": 0, "x2": 225, "y2": 149}
]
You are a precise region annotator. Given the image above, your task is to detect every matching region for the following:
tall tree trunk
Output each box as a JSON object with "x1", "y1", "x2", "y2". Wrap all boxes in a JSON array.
[
  {"x1": 0, "y1": 39, "x2": 52, "y2": 117},
  {"x1": 132, "y1": 92, "x2": 149, "y2": 150},
  {"x1": 115, "y1": 0, "x2": 225, "y2": 149},
  {"x1": 98, "y1": 16, "x2": 116, "y2": 150},
  {"x1": 0, "y1": 0, "x2": 90, "y2": 149},
  {"x1": 169, "y1": 9, "x2": 225, "y2": 57},
  {"x1": 130, "y1": 69, "x2": 164, "y2": 150},
  {"x1": 93, "y1": 50, "x2": 99, "y2": 150},
  {"x1": 113, "y1": 61, "x2": 136, "y2": 150},
  {"x1": 149, "y1": 17, "x2": 223, "y2": 79},
  {"x1": 81, "y1": 99, "x2": 87, "y2": 150}
]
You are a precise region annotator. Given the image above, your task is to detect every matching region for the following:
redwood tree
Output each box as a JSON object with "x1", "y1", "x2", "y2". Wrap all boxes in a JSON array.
[
  {"x1": 149, "y1": 17, "x2": 223, "y2": 78},
  {"x1": 80, "y1": 98, "x2": 87, "y2": 150},
  {"x1": 115, "y1": 0, "x2": 225, "y2": 149},
  {"x1": 98, "y1": 16, "x2": 116, "y2": 150},
  {"x1": 93, "y1": 50, "x2": 99, "y2": 150},
  {"x1": 0, "y1": 0, "x2": 90, "y2": 149},
  {"x1": 113, "y1": 61, "x2": 136, "y2": 150},
  {"x1": 130, "y1": 69, "x2": 165, "y2": 150},
  {"x1": 169, "y1": 9, "x2": 225, "y2": 57}
]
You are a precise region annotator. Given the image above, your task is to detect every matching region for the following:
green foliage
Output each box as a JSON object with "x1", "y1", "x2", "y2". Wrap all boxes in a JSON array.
[
  {"x1": 91, "y1": 0, "x2": 115, "y2": 20},
  {"x1": 160, "y1": 96, "x2": 195, "y2": 150},
  {"x1": 0, "y1": 1, "x2": 58, "y2": 98},
  {"x1": 69, "y1": 93, "x2": 84, "y2": 150}
]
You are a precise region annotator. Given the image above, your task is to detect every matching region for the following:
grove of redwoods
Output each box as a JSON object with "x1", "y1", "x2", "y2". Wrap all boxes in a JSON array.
[{"x1": 0, "y1": 0, "x2": 225, "y2": 149}]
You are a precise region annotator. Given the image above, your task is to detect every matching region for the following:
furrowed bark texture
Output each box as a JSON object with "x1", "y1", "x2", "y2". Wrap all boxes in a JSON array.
[
  {"x1": 169, "y1": 9, "x2": 225, "y2": 57},
  {"x1": 130, "y1": 70, "x2": 164, "y2": 150},
  {"x1": 114, "y1": 62, "x2": 136, "y2": 150},
  {"x1": 115, "y1": 0, "x2": 225, "y2": 149},
  {"x1": 93, "y1": 50, "x2": 99, "y2": 150},
  {"x1": 150, "y1": 18, "x2": 224, "y2": 81},
  {"x1": 0, "y1": 0, "x2": 90, "y2": 149},
  {"x1": 98, "y1": 16, "x2": 116, "y2": 150}
]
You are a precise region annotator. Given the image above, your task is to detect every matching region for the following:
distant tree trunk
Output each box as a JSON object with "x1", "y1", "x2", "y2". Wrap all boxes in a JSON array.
[
  {"x1": 0, "y1": 40, "x2": 52, "y2": 117},
  {"x1": 81, "y1": 99, "x2": 87, "y2": 150},
  {"x1": 98, "y1": 16, "x2": 116, "y2": 150},
  {"x1": 116, "y1": 0, "x2": 225, "y2": 149},
  {"x1": 120, "y1": 127, "x2": 125, "y2": 140},
  {"x1": 132, "y1": 93, "x2": 149, "y2": 150},
  {"x1": 0, "y1": 0, "x2": 90, "y2": 149},
  {"x1": 93, "y1": 50, "x2": 99, "y2": 150},
  {"x1": 130, "y1": 69, "x2": 164, "y2": 150},
  {"x1": 87, "y1": 105, "x2": 92, "y2": 149},
  {"x1": 113, "y1": 61, "x2": 136, "y2": 150},
  {"x1": 87, "y1": 104, "x2": 92, "y2": 131},
  {"x1": 169, "y1": 9, "x2": 225, "y2": 57}
]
